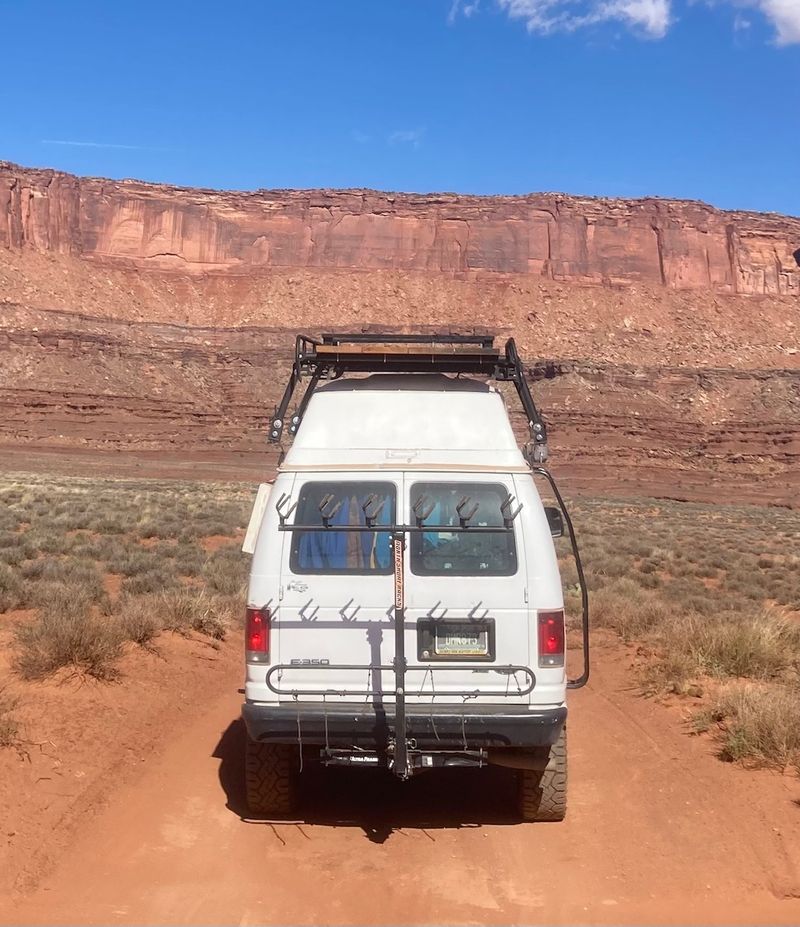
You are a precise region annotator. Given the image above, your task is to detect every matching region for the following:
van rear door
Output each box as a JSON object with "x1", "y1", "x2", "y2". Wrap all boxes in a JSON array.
[
  {"x1": 275, "y1": 475, "x2": 399, "y2": 702},
  {"x1": 404, "y1": 476, "x2": 531, "y2": 705}
]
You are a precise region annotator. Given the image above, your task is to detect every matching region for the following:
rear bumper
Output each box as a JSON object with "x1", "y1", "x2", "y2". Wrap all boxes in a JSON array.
[{"x1": 242, "y1": 701, "x2": 566, "y2": 750}]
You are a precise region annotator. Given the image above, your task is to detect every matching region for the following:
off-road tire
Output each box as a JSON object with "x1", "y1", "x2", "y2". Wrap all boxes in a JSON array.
[
  {"x1": 245, "y1": 739, "x2": 297, "y2": 817},
  {"x1": 518, "y1": 726, "x2": 567, "y2": 822}
]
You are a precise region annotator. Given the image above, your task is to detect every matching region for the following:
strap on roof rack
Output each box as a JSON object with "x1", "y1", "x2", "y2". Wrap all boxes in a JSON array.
[{"x1": 268, "y1": 332, "x2": 549, "y2": 462}]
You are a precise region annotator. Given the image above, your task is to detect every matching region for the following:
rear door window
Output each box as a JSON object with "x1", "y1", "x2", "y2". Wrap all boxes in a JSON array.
[
  {"x1": 290, "y1": 481, "x2": 395, "y2": 575},
  {"x1": 410, "y1": 482, "x2": 517, "y2": 576}
]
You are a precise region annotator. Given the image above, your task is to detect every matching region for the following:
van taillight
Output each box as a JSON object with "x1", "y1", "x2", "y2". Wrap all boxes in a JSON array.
[
  {"x1": 246, "y1": 606, "x2": 270, "y2": 663},
  {"x1": 538, "y1": 609, "x2": 565, "y2": 667}
]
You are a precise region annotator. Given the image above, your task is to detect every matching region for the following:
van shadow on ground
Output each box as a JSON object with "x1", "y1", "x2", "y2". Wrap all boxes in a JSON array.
[{"x1": 214, "y1": 719, "x2": 521, "y2": 844}]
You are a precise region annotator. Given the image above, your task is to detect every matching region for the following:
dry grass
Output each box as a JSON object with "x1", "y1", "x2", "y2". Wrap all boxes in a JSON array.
[
  {"x1": 696, "y1": 683, "x2": 800, "y2": 771},
  {"x1": 0, "y1": 687, "x2": 19, "y2": 747},
  {"x1": 13, "y1": 603, "x2": 126, "y2": 680},
  {"x1": 558, "y1": 496, "x2": 800, "y2": 768},
  {"x1": 0, "y1": 474, "x2": 252, "y2": 681}
]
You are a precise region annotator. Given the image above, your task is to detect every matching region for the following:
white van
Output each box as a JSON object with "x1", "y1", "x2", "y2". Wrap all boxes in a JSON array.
[{"x1": 242, "y1": 334, "x2": 589, "y2": 821}]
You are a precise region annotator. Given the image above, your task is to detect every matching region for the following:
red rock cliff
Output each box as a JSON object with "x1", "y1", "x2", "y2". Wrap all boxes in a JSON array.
[{"x1": 2, "y1": 162, "x2": 799, "y2": 296}]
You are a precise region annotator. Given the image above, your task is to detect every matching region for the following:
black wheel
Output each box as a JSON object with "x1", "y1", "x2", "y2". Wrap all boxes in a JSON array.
[
  {"x1": 518, "y1": 726, "x2": 567, "y2": 822},
  {"x1": 245, "y1": 739, "x2": 297, "y2": 817}
]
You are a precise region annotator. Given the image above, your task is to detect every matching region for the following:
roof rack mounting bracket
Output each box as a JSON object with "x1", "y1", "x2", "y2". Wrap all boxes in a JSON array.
[{"x1": 267, "y1": 332, "x2": 549, "y2": 459}]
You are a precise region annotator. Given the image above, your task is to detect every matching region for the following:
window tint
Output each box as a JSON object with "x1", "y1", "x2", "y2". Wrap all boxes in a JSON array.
[
  {"x1": 410, "y1": 482, "x2": 517, "y2": 576},
  {"x1": 291, "y1": 481, "x2": 395, "y2": 575}
]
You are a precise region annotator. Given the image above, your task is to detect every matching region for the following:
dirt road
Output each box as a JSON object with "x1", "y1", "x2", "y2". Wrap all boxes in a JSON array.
[{"x1": 3, "y1": 641, "x2": 800, "y2": 926}]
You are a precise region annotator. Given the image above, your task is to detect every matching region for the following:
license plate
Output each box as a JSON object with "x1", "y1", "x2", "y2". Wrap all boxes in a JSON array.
[{"x1": 435, "y1": 626, "x2": 488, "y2": 656}]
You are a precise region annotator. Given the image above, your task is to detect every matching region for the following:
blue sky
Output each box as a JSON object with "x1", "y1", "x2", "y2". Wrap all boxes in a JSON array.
[{"x1": 1, "y1": 0, "x2": 798, "y2": 214}]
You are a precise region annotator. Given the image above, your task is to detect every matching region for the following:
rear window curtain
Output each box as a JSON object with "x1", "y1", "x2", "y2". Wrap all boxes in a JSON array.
[{"x1": 292, "y1": 482, "x2": 395, "y2": 574}]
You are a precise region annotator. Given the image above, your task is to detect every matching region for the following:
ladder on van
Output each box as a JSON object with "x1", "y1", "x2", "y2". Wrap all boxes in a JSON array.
[{"x1": 266, "y1": 332, "x2": 590, "y2": 779}]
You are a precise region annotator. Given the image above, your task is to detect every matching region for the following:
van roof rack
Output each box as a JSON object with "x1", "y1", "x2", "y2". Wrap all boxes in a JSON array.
[{"x1": 269, "y1": 332, "x2": 549, "y2": 462}]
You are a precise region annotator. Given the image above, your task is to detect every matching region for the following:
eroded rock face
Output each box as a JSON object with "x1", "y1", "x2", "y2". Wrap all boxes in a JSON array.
[{"x1": 2, "y1": 162, "x2": 799, "y2": 295}]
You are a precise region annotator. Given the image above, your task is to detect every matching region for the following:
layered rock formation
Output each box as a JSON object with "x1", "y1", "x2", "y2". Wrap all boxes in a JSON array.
[
  {"x1": 2, "y1": 162, "x2": 799, "y2": 295},
  {"x1": 1, "y1": 162, "x2": 799, "y2": 504}
]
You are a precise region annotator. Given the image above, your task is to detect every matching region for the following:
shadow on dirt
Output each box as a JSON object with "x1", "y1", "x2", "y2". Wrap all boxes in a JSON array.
[{"x1": 214, "y1": 719, "x2": 520, "y2": 843}]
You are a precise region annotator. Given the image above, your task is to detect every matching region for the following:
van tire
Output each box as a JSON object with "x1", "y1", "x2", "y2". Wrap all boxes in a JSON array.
[
  {"x1": 518, "y1": 727, "x2": 567, "y2": 822},
  {"x1": 245, "y1": 739, "x2": 296, "y2": 817}
]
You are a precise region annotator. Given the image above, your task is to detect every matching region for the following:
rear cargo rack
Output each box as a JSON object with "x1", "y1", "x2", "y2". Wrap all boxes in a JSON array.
[{"x1": 269, "y1": 332, "x2": 549, "y2": 462}]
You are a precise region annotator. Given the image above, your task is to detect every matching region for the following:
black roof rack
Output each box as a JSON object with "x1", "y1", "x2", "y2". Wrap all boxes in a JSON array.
[{"x1": 269, "y1": 332, "x2": 549, "y2": 462}]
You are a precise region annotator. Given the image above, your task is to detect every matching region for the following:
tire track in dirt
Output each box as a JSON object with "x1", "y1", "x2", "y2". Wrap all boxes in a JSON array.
[{"x1": 2, "y1": 640, "x2": 800, "y2": 926}]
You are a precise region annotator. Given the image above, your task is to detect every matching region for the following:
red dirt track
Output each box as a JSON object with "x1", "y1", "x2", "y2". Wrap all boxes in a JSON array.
[{"x1": 2, "y1": 637, "x2": 799, "y2": 926}]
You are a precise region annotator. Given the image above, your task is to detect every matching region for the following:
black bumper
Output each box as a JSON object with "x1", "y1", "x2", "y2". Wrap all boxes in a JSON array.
[{"x1": 242, "y1": 701, "x2": 566, "y2": 750}]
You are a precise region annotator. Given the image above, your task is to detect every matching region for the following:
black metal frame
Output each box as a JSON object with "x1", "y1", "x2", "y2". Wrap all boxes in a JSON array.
[{"x1": 268, "y1": 332, "x2": 549, "y2": 461}]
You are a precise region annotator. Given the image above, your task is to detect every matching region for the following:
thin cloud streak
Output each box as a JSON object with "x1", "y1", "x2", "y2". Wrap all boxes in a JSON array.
[
  {"x1": 41, "y1": 139, "x2": 168, "y2": 151},
  {"x1": 388, "y1": 128, "x2": 425, "y2": 148}
]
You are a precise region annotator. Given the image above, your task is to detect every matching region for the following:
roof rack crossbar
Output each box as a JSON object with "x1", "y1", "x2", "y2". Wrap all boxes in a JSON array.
[{"x1": 268, "y1": 332, "x2": 549, "y2": 461}]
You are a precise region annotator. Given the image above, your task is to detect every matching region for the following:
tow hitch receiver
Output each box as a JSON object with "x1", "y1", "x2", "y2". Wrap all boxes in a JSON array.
[{"x1": 321, "y1": 748, "x2": 487, "y2": 773}]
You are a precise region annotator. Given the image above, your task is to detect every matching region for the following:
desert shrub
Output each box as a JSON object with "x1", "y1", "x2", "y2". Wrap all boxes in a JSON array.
[
  {"x1": 588, "y1": 578, "x2": 672, "y2": 640},
  {"x1": 0, "y1": 545, "x2": 24, "y2": 566},
  {"x1": 116, "y1": 597, "x2": 160, "y2": 646},
  {"x1": 133, "y1": 589, "x2": 233, "y2": 640},
  {"x1": 173, "y1": 544, "x2": 206, "y2": 577},
  {"x1": 108, "y1": 549, "x2": 161, "y2": 577},
  {"x1": 642, "y1": 649, "x2": 702, "y2": 694},
  {"x1": 0, "y1": 530, "x2": 21, "y2": 549},
  {"x1": 20, "y1": 528, "x2": 74, "y2": 557},
  {"x1": 636, "y1": 572, "x2": 661, "y2": 590},
  {"x1": 654, "y1": 610, "x2": 800, "y2": 684},
  {"x1": 701, "y1": 683, "x2": 800, "y2": 770},
  {"x1": 122, "y1": 567, "x2": 179, "y2": 597},
  {"x1": 20, "y1": 559, "x2": 108, "y2": 610},
  {"x1": 87, "y1": 511, "x2": 136, "y2": 534},
  {"x1": 0, "y1": 687, "x2": 19, "y2": 747},
  {"x1": 136, "y1": 515, "x2": 185, "y2": 540},
  {"x1": 50, "y1": 509, "x2": 93, "y2": 531},
  {"x1": 73, "y1": 535, "x2": 128, "y2": 563},
  {"x1": 13, "y1": 597, "x2": 125, "y2": 680},
  {"x1": 202, "y1": 543, "x2": 247, "y2": 596},
  {"x1": 0, "y1": 563, "x2": 24, "y2": 612}
]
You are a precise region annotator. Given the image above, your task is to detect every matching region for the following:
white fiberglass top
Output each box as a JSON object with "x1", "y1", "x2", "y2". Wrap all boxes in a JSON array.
[{"x1": 281, "y1": 374, "x2": 527, "y2": 471}]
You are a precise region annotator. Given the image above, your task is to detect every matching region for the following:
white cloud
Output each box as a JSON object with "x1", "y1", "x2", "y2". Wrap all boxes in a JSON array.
[
  {"x1": 388, "y1": 128, "x2": 425, "y2": 148},
  {"x1": 448, "y1": 0, "x2": 481, "y2": 23},
  {"x1": 496, "y1": 0, "x2": 670, "y2": 36},
  {"x1": 753, "y1": 0, "x2": 800, "y2": 44},
  {"x1": 456, "y1": 0, "x2": 800, "y2": 42}
]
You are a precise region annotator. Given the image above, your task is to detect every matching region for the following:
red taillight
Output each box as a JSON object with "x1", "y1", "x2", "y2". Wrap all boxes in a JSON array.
[
  {"x1": 538, "y1": 609, "x2": 565, "y2": 667},
  {"x1": 246, "y1": 606, "x2": 270, "y2": 662}
]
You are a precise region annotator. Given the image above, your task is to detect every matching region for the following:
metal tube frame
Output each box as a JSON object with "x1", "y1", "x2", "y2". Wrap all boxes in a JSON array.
[
  {"x1": 267, "y1": 332, "x2": 549, "y2": 454},
  {"x1": 531, "y1": 466, "x2": 590, "y2": 689}
]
